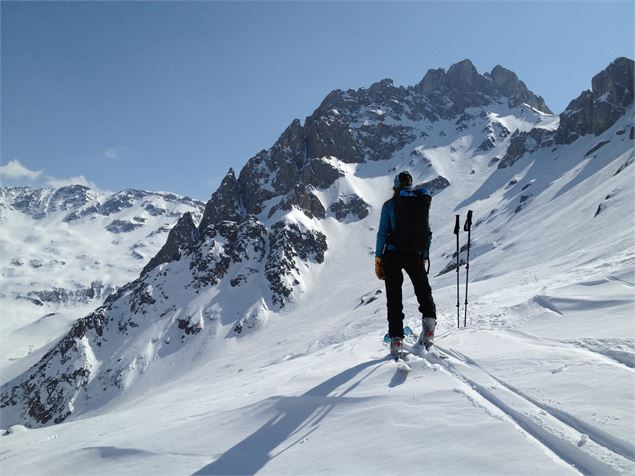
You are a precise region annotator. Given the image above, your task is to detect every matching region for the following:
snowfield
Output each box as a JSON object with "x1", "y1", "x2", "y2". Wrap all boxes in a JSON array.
[
  {"x1": 0, "y1": 188, "x2": 204, "y2": 373},
  {"x1": 1, "y1": 65, "x2": 634, "y2": 474}
]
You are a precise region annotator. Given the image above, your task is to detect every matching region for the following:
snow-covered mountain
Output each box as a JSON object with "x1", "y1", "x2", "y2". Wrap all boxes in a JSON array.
[
  {"x1": 1, "y1": 58, "x2": 633, "y2": 475},
  {"x1": 0, "y1": 186, "x2": 204, "y2": 367}
]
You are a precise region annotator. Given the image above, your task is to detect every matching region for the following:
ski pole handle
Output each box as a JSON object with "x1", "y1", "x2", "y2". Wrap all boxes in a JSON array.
[
  {"x1": 463, "y1": 210, "x2": 473, "y2": 232},
  {"x1": 453, "y1": 215, "x2": 460, "y2": 235}
]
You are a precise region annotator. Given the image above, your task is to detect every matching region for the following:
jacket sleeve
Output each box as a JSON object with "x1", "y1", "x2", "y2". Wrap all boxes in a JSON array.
[{"x1": 375, "y1": 202, "x2": 390, "y2": 258}]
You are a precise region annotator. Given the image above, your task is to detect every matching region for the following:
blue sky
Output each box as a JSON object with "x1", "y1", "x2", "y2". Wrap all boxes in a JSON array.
[{"x1": 2, "y1": 1, "x2": 633, "y2": 200}]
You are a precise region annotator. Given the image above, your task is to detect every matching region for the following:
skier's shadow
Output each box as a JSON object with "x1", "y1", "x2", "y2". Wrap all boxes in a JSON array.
[
  {"x1": 388, "y1": 368, "x2": 408, "y2": 388},
  {"x1": 193, "y1": 358, "x2": 384, "y2": 475}
]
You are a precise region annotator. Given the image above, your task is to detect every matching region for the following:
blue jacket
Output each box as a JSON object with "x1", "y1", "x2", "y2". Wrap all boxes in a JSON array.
[{"x1": 375, "y1": 187, "x2": 432, "y2": 258}]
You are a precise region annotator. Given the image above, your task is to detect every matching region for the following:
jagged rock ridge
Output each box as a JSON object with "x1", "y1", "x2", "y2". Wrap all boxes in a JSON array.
[{"x1": 556, "y1": 57, "x2": 634, "y2": 145}]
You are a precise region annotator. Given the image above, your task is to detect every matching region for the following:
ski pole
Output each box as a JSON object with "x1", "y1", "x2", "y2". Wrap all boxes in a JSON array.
[
  {"x1": 463, "y1": 210, "x2": 473, "y2": 328},
  {"x1": 453, "y1": 214, "x2": 460, "y2": 329}
]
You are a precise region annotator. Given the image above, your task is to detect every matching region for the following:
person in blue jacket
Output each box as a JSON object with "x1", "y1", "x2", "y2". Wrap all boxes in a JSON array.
[{"x1": 375, "y1": 171, "x2": 437, "y2": 357}]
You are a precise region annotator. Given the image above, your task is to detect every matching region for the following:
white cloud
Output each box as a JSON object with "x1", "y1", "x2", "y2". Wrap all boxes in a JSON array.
[
  {"x1": 0, "y1": 159, "x2": 43, "y2": 181},
  {"x1": 1, "y1": 158, "x2": 108, "y2": 193},
  {"x1": 104, "y1": 149, "x2": 119, "y2": 159},
  {"x1": 46, "y1": 175, "x2": 101, "y2": 190}
]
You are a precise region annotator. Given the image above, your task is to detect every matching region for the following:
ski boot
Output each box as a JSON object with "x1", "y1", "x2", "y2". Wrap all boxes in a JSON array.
[
  {"x1": 390, "y1": 336, "x2": 405, "y2": 360},
  {"x1": 418, "y1": 317, "x2": 436, "y2": 350}
]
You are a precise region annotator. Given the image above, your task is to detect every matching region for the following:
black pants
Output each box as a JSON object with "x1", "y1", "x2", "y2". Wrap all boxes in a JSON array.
[{"x1": 384, "y1": 250, "x2": 436, "y2": 338}]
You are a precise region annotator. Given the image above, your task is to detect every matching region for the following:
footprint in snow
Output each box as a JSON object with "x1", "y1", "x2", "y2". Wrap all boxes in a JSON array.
[{"x1": 577, "y1": 434, "x2": 589, "y2": 447}]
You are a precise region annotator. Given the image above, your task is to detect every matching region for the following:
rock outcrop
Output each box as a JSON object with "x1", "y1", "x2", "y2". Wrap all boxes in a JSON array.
[
  {"x1": 489, "y1": 65, "x2": 552, "y2": 113},
  {"x1": 303, "y1": 157, "x2": 346, "y2": 189},
  {"x1": 556, "y1": 57, "x2": 634, "y2": 144},
  {"x1": 199, "y1": 169, "x2": 244, "y2": 230},
  {"x1": 330, "y1": 194, "x2": 370, "y2": 221},
  {"x1": 265, "y1": 222, "x2": 327, "y2": 308},
  {"x1": 142, "y1": 212, "x2": 199, "y2": 276},
  {"x1": 498, "y1": 128, "x2": 556, "y2": 169},
  {"x1": 418, "y1": 176, "x2": 451, "y2": 195},
  {"x1": 268, "y1": 185, "x2": 326, "y2": 220},
  {"x1": 416, "y1": 60, "x2": 552, "y2": 116}
]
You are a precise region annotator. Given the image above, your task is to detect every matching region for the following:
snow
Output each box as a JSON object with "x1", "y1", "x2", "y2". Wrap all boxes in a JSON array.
[
  {"x1": 0, "y1": 188, "x2": 204, "y2": 374},
  {"x1": 1, "y1": 103, "x2": 634, "y2": 474}
]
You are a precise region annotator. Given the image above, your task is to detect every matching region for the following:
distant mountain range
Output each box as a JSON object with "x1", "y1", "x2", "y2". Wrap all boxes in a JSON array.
[{"x1": 0, "y1": 186, "x2": 204, "y2": 365}]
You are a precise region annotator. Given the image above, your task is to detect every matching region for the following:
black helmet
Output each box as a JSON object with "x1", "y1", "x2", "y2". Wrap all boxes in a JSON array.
[{"x1": 393, "y1": 171, "x2": 413, "y2": 190}]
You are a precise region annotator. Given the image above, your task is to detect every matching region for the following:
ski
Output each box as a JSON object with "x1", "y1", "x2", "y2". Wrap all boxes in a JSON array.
[
  {"x1": 403, "y1": 326, "x2": 448, "y2": 359},
  {"x1": 382, "y1": 333, "x2": 412, "y2": 372},
  {"x1": 382, "y1": 325, "x2": 449, "y2": 371}
]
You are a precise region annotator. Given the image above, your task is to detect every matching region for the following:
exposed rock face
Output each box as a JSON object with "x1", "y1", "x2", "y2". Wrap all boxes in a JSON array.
[
  {"x1": 106, "y1": 219, "x2": 144, "y2": 233},
  {"x1": 142, "y1": 212, "x2": 199, "y2": 276},
  {"x1": 416, "y1": 60, "x2": 551, "y2": 116},
  {"x1": 204, "y1": 59, "x2": 551, "y2": 220},
  {"x1": 268, "y1": 185, "x2": 326, "y2": 220},
  {"x1": 1, "y1": 185, "x2": 96, "y2": 220},
  {"x1": 477, "y1": 135, "x2": 496, "y2": 152},
  {"x1": 271, "y1": 119, "x2": 306, "y2": 171},
  {"x1": 489, "y1": 65, "x2": 552, "y2": 113},
  {"x1": 20, "y1": 281, "x2": 116, "y2": 306},
  {"x1": 238, "y1": 151, "x2": 280, "y2": 215},
  {"x1": 303, "y1": 157, "x2": 345, "y2": 189},
  {"x1": 498, "y1": 128, "x2": 556, "y2": 169},
  {"x1": 199, "y1": 169, "x2": 244, "y2": 231},
  {"x1": 584, "y1": 140, "x2": 611, "y2": 158},
  {"x1": 556, "y1": 57, "x2": 634, "y2": 144},
  {"x1": 330, "y1": 194, "x2": 370, "y2": 221},
  {"x1": 0, "y1": 307, "x2": 108, "y2": 426},
  {"x1": 59, "y1": 189, "x2": 200, "y2": 222},
  {"x1": 47, "y1": 186, "x2": 95, "y2": 213},
  {"x1": 304, "y1": 112, "x2": 363, "y2": 164},
  {"x1": 418, "y1": 176, "x2": 451, "y2": 196},
  {"x1": 265, "y1": 222, "x2": 327, "y2": 308},
  {"x1": 189, "y1": 217, "x2": 267, "y2": 289},
  {"x1": 237, "y1": 141, "x2": 305, "y2": 217}
]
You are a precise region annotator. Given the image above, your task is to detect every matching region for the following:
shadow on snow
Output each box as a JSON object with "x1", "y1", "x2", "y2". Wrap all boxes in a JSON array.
[{"x1": 193, "y1": 358, "x2": 385, "y2": 475}]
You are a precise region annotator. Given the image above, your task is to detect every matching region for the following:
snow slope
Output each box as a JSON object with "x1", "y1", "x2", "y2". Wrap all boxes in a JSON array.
[
  {"x1": 0, "y1": 187, "x2": 204, "y2": 370},
  {"x1": 1, "y1": 58, "x2": 633, "y2": 475}
]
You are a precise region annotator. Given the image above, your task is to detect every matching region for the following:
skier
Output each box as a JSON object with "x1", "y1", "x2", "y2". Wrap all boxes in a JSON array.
[{"x1": 374, "y1": 171, "x2": 437, "y2": 358}]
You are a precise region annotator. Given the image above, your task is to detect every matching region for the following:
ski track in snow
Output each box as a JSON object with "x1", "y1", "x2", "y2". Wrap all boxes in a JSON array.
[
  {"x1": 565, "y1": 340, "x2": 635, "y2": 369},
  {"x1": 503, "y1": 329, "x2": 635, "y2": 371},
  {"x1": 425, "y1": 345, "x2": 633, "y2": 475},
  {"x1": 605, "y1": 276, "x2": 635, "y2": 289}
]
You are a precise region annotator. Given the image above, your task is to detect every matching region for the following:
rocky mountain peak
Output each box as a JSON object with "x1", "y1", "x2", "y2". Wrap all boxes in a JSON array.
[
  {"x1": 415, "y1": 59, "x2": 550, "y2": 114},
  {"x1": 489, "y1": 65, "x2": 520, "y2": 88},
  {"x1": 489, "y1": 65, "x2": 552, "y2": 113},
  {"x1": 368, "y1": 78, "x2": 395, "y2": 95},
  {"x1": 556, "y1": 57, "x2": 634, "y2": 144},
  {"x1": 416, "y1": 67, "x2": 445, "y2": 95},
  {"x1": 198, "y1": 168, "x2": 244, "y2": 231},
  {"x1": 591, "y1": 57, "x2": 634, "y2": 108},
  {"x1": 445, "y1": 59, "x2": 483, "y2": 91},
  {"x1": 141, "y1": 211, "x2": 199, "y2": 276}
]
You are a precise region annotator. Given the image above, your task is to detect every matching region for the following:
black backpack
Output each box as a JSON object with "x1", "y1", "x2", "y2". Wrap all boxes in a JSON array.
[{"x1": 390, "y1": 190, "x2": 431, "y2": 254}]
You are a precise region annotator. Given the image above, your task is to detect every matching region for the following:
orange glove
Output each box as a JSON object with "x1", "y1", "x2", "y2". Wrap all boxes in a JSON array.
[{"x1": 375, "y1": 257, "x2": 384, "y2": 280}]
